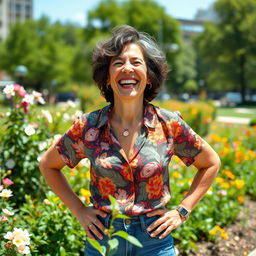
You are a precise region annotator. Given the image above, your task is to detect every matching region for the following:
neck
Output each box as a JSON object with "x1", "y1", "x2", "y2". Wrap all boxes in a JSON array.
[{"x1": 111, "y1": 99, "x2": 144, "y2": 127}]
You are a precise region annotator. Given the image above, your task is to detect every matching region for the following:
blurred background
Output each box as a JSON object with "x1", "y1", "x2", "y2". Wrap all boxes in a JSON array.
[{"x1": 0, "y1": 1, "x2": 256, "y2": 255}]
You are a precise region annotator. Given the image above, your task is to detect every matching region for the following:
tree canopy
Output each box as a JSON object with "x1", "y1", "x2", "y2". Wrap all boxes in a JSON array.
[{"x1": 195, "y1": 0, "x2": 256, "y2": 101}]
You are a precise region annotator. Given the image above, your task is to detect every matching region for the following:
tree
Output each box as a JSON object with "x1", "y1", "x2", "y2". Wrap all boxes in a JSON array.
[
  {"x1": 195, "y1": 0, "x2": 256, "y2": 102},
  {"x1": 0, "y1": 17, "x2": 81, "y2": 91}
]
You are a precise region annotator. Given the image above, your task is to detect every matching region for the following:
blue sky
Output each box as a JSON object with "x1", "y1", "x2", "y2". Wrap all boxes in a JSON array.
[{"x1": 34, "y1": 0, "x2": 216, "y2": 26}]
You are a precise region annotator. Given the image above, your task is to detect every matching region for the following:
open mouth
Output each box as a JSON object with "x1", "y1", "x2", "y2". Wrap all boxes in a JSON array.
[{"x1": 118, "y1": 79, "x2": 138, "y2": 89}]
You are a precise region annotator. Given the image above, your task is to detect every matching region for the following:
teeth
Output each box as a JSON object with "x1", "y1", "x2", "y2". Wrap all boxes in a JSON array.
[{"x1": 119, "y1": 79, "x2": 137, "y2": 85}]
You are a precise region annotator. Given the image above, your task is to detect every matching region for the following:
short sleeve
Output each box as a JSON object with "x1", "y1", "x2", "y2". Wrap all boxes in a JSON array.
[
  {"x1": 55, "y1": 116, "x2": 87, "y2": 168},
  {"x1": 170, "y1": 114, "x2": 204, "y2": 166}
]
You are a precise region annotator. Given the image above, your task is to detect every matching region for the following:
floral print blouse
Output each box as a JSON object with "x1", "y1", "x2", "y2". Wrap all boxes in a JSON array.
[{"x1": 56, "y1": 103, "x2": 204, "y2": 216}]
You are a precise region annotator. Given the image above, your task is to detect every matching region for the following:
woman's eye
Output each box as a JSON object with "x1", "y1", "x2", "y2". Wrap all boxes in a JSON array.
[
  {"x1": 113, "y1": 61, "x2": 123, "y2": 66},
  {"x1": 133, "y1": 61, "x2": 141, "y2": 65}
]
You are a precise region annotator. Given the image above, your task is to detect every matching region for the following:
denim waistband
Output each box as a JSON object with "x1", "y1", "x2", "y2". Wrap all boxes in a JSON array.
[{"x1": 99, "y1": 213, "x2": 158, "y2": 233}]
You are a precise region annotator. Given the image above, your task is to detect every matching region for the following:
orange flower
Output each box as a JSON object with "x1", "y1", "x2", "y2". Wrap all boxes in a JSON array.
[
  {"x1": 222, "y1": 169, "x2": 235, "y2": 180},
  {"x1": 98, "y1": 177, "x2": 116, "y2": 199},
  {"x1": 148, "y1": 122, "x2": 166, "y2": 145},
  {"x1": 120, "y1": 166, "x2": 134, "y2": 182},
  {"x1": 221, "y1": 182, "x2": 230, "y2": 189},
  {"x1": 172, "y1": 171, "x2": 181, "y2": 179},
  {"x1": 67, "y1": 119, "x2": 84, "y2": 140},
  {"x1": 146, "y1": 173, "x2": 163, "y2": 199},
  {"x1": 237, "y1": 196, "x2": 244, "y2": 203},
  {"x1": 167, "y1": 120, "x2": 183, "y2": 139}
]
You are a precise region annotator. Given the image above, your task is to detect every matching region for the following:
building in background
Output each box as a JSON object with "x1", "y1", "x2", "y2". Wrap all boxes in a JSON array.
[
  {"x1": 0, "y1": 0, "x2": 33, "y2": 42},
  {"x1": 176, "y1": 3, "x2": 218, "y2": 45}
]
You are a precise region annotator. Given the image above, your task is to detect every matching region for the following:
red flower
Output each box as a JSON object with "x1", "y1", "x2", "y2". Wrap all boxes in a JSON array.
[
  {"x1": 98, "y1": 177, "x2": 116, "y2": 199},
  {"x1": 140, "y1": 162, "x2": 160, "y2": 179},
  {"x1": 167, "y1": 120, "x2": 183, "y2": 139}
]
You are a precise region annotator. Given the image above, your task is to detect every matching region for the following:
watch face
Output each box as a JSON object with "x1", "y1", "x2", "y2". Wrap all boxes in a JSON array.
[{"x1": 180, "y1": 207, "x2": 189, "y2": 216}]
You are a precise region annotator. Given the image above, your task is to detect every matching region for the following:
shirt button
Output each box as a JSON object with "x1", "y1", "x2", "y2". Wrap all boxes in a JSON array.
[{"x1": 125, "y1": 219, "x2": 131, "y2": 225}]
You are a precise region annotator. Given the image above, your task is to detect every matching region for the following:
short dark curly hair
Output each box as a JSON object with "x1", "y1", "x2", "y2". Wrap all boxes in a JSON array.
[{"x1": 92, "y1": 25, "x2": 169, "y2": 104}]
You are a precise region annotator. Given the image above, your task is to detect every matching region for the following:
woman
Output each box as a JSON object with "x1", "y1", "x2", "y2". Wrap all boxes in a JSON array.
[{"x1": 39, "y1": 25, "x2": 221, "y2": 256}]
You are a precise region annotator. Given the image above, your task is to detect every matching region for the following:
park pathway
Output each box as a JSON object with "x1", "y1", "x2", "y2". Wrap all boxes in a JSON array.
[{"x1": 216, "y1": 116, "x2": 251, "y2": 124}]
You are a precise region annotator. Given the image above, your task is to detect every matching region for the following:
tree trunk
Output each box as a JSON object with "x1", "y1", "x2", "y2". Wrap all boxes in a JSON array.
[{"x1": 239, "y1": 54, "x2": 246, "y2": 103}]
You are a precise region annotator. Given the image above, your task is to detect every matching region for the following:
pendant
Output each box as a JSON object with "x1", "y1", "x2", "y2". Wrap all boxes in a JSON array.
[{"x1": 122, "y1": 129, "x2": 129, "y2": 137}]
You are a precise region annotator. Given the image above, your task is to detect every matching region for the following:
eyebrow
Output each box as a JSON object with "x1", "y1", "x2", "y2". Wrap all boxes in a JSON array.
[{"x1": 112, "y1": 56, "x2": 144, "y2": 61}]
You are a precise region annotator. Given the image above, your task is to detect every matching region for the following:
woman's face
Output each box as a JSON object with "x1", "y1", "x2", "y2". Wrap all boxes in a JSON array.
[{"x1": 108, "y1": 43, "x2": 149, "y2": 103}]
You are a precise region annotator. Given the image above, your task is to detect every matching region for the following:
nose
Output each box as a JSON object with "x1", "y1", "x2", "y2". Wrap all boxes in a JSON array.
[{"x1": 122, "y1": 62, "x2": 134, "y2": 73}]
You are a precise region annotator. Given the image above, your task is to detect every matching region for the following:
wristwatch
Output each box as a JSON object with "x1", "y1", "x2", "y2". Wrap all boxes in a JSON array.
[{"x1": 176, "y1": 205, "x2": 190, "y2": 221}]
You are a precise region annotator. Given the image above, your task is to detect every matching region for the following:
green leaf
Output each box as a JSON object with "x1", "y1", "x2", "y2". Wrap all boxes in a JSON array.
[
  {"x1": 107, "y1": 238, "x2": 119, "y2": 250},
  {"x1": 59, "y1": 246, "x2": 66, "y2": 256},
  {"x1": 113, "y1": 231, "x2": 143, "y2": 248},
  {"x1": 87, "y1": 237, "x2": 105, "y2": 255},
  {"x1": 115, "y1": 214, "x2": 130, "y2": 219}
]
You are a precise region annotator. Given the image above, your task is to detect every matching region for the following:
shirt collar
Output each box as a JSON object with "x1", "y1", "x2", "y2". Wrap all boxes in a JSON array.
[
  {"x1": 96, "y1": 104, "x2": 112, "y2": 128},
  {"x1": 95, "y1": 102, "x2": 157, "y2": 129}
]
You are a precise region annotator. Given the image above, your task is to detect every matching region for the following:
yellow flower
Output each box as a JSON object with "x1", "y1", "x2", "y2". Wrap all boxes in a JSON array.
[
  {"x1": 221, "y1": 137, "x2": 228, "y2": 143},
  {"x1": 85, "y1": 171, "x2": 90, "y2": 179},
  {"x1": 221, "y1": 182, "x2": 230, "y2": 189},
  {"x1": 221, "y1": 231, "x2": 229, "y2": 239},
  {"x1": 191, "y1": 108, "x2": 198, "y2": 115},
  {"x1": 80, "y1": 188, "x2": 91, "y2": 198},
  {"x1": 216, "y1": 177, "x2": 224, "y2": 183},
  {"x1": 209, "y1": 134, "x2": 221, "y2": 143},
  {"x1": 172, "y1": 171, "x2": 181, "y2": 179},
  {"x1": 234, "y1": 179, "x2": 245, "y2": 189}
]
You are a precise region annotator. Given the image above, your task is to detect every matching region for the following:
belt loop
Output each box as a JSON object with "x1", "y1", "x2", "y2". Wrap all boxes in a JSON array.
[
  {"x1": 139, "y1": 214, "x2": 146, "y2": 232},
  {"x1": 105, "y1": 213, "x2": 111, "y2": 228}
]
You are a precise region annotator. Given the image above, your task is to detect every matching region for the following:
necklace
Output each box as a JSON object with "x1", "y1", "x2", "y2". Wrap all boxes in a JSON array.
[{"x1": 122, "y1": 129, "x2": 129, "y2": 137}]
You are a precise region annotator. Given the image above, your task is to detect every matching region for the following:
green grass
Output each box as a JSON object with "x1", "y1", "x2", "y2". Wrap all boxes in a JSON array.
[{"x1": 217, "y1": 107, "x2": 256, "y2": 119}]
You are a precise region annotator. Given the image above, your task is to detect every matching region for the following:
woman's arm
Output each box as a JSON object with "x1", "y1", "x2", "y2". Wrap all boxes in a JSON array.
[
  {"x1": 39, "y1": 144, "x2": 107, "y2": 239},
  {"x1": 146, "y1": 139, "x2": 221, "y2": 239},
  {"x1": 179, "y1": 139, "x2": 221, "y2": 211}
]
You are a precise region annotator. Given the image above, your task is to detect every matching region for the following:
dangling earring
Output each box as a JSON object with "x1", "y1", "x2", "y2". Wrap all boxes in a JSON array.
[{"x1": 147, "y1": 84, "x2": 152, "y2": 90}]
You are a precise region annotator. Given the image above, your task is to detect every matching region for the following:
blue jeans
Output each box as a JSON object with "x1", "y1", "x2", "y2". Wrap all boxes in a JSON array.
[{"x1": 84, "y1": 214, "x2": 176, "y2": 256}]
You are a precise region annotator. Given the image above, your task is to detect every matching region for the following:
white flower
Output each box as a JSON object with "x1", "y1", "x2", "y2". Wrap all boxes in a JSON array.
[
  {"x1": 53, "y1": 134, "x2": 62, "y2": 142},
  {"x1": 24, "y1": 124, "x2": 36, "y2": 136},
  {"x1": 32, "y1": 91, "x2": 45, "y2": 104},
  {"x1": 5, "y1": 111, "x2": 11, "y2": 117},
  {"x1": 63, "y1": 113, "x2": 70, "y2": 121},
  {"x1": 4, "y1": 231, "x2": 14, "y2": 240},
  {"x1": 38, "y1": 141, "x2": 48, "y2": 151},
  {"x1": 43, "y1": 199, "x2": 51, "y2": 205},
  {"x1": 3, "y1": 208, "x2": 14, "y2": 216},
  {"x1": 17, "y1": 245, "x2": 30, "y2": 255},
  {"x1": 5, "y1": 159, "x2": 16, "y2": 169},
  {"x1": 13, "y1": 228, "x2": 31, "y2": 245},
  {"x1": 0, "y1": 189, "x2": 13, "y2": 198},
  {"x1": 22, "y1": 94, "x2": 34, "y2": 105},
  {"x1": 3, "y1": 84, "x2": 15, "y2": 98},
  {"x1": 41, "y1": 110, "x2": 53, "y2": 123},
  {"x1": 73, "y1": 110, "x2": 83, "y2": 119},
  {"x1": 67, "y1": 100, "x2": 76, "y2": 108}
]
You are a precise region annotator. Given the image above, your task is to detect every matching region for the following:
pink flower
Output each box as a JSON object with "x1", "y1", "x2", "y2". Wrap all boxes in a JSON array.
[
  {"x1": 2, "y1": 178, "x2": 14, "y2": 186},
  {"x1": 0, "y1": 185, "x2": 3, "y2": 191}
]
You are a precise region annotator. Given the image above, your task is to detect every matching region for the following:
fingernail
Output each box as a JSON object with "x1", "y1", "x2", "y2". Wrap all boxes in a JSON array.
[
  {"x1": 147, "y1": 228, "x2": 151, "y2": 232},
  {"x1": 150, "y1": 233, "x2": 155, "y2": 237}
]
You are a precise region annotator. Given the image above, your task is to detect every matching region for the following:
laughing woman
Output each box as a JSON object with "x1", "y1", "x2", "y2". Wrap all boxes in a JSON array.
[{"x1": 39, "y1": 25, "x2": 220, "y2": 256}]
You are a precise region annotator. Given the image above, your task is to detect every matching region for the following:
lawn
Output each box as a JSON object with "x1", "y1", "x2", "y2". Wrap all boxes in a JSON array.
[{"x1": 217, "y1": 106, "x2": 256, "y2": 119}]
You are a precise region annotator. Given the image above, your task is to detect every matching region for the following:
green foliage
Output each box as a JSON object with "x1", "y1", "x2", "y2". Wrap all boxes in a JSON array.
[
  {"x1": 249, "y1": 118, "x2": 256, "y2": 127},
  {"x1": 195, "y1": 0, "x2": 256, "y2": 99},
  {"x1": 19, "y1": 192, "x2": 85, "y2": 256}
]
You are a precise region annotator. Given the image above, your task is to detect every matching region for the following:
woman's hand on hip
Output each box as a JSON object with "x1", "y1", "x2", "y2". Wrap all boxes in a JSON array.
[
  {"x1": 75, "y1": 205, "x2": 107, "y2": 240},
  {"x1": 146, "y1": 208, "x2": 184, "y2": 239}
]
